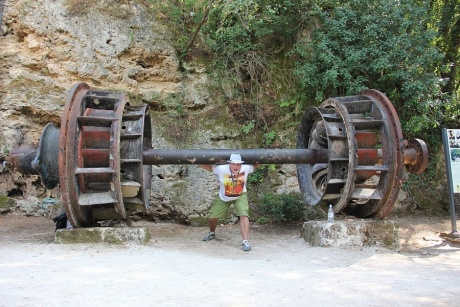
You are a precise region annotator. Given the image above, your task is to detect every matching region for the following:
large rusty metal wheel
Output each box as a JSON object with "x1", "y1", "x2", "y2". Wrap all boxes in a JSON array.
[
  {"x1": 297, "y1": 90, "x2": 425, "y2": 218},
  {"x1": 59, "y1": 83, "x2": 152, "y2": 227}
]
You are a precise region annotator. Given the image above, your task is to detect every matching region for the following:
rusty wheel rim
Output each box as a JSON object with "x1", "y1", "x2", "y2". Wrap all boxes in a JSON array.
[
  {"x1": 59, "y1": 84, "x2": 129, "y2": 226},
  {"x1": 59, "y1": 83, "x2": 92, "y2": 227},
  {"x1": 357, "y1": 89, "x2": 404, "y2": 218},
  {"x1": 297, "y1": 90, "x2": 405, "y2": 218},
  {"x1": 59, "y1": 83, "x2": 152, "y2": 227}
]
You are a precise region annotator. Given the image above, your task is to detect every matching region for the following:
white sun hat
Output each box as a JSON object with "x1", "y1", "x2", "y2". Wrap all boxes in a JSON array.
[{"x1": 227, "y1": 154, "x2": 244, "y2": 164}]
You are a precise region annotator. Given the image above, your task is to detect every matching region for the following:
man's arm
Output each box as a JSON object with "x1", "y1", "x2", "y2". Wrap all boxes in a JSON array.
[{"x1": 199, "y1": 164, "x2": 213, "y2": 172}]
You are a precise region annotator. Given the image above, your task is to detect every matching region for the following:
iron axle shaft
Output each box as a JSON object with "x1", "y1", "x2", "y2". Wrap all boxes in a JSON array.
[{"x1": 142, "y1": 148, "x2": 329, "y2": 165}]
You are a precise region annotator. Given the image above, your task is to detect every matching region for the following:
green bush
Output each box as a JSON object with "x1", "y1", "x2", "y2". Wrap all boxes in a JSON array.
[
  {"x1": 259, "y1": 192, "x2": 306, "y2": 223},
  {"x1": 293, "y1": 0, "x2": 445, "y2": 134}
]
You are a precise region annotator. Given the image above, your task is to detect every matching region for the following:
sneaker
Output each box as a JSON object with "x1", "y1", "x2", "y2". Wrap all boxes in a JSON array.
[
  {"x1": 203, "y1": 232, "x2": 215, "y2": 241},
  {"x1": 242, "y1": 240, "x2": 251, "y2": 251}
]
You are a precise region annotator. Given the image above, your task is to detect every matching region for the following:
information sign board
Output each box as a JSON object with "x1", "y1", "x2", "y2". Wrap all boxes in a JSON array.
[{"x1": 446, "y1": 129, "x2": 460, "y2": 193}]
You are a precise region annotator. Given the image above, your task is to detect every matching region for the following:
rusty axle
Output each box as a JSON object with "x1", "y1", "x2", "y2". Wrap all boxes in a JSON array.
[
  {"x1": 6, "y1": 83, "x2": 429, "y2": 227},
  {"x1": 142, "y1": 148, "x2": 329, "y2": 165}
]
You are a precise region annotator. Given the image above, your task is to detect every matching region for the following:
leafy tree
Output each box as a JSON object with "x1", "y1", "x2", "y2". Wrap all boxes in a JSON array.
[
  {"x1": 428, "y1": 0, "x2": 460, "y2": 128},
  {"x1": 148, "y1": 0, "x2": 209, "y2": 52},
  {"x1": 431, "y1": 0, "x2": 460, "y2": 95},
  {"x1": 292, "y1": 0, "x2": 445, "y2": 134},
  {"x1": 202, "y1": 0, "x2": 306, "y2": 102}
]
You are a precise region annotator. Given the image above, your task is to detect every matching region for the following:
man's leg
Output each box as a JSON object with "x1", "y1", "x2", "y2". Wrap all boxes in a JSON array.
[
  {"x1": 203, "y1": 217, "x2": 218, "y2": 241},
  {"x1": 234, "y1": 194, "x2": 251, "y2": 251},
  {"x1": 239, "y1": 215, "x2": 250, "y2": 241},
  {"x1": 204, "y1": 196, "x2": 229, "y2": 241},
  {"x1": 209, "y1": 217, "x2": 218, "y2": 232},
  {"x1": 209, "y1": 196, "x2": 229, "y2": 232},
  {"x1": 234, "y1": 193, "x2": 250, "y2": 240}
]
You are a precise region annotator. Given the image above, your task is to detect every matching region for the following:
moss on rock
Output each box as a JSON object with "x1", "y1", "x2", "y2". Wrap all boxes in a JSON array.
[
  {"x1": 0, "y1": 195, "x2": 16, "y2": 214},
  {"x1": 188, "y1": 215, "x2": 209, "y2": 227}
]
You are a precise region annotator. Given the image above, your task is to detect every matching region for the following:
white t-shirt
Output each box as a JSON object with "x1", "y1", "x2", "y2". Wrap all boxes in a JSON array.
[{"x1": 212, "y1": 164, "x2": 255, "y2": 202}]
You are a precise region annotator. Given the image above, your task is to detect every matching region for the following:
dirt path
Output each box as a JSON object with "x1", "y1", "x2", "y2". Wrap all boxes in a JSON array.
[{"x1": 0, "y1": 213, "x2": 459, "y2": 306}]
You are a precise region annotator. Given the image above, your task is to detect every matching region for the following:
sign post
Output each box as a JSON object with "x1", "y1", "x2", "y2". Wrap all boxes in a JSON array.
[{"x1": 442, "y1": 128, "x2": 460, "y2": 237}]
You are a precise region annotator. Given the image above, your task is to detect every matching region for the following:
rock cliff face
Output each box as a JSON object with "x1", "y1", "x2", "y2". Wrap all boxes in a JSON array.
[{"x1": 0, "y1": 0, "x2": 299, "y2": 221}]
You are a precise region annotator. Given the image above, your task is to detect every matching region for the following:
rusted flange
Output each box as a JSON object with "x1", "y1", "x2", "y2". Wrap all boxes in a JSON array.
[
  {"x1": 404, "y1": 138, "x2": 428, "y2": 174},
  {"x1": 6, "y1": 124, "x2": 60, "y2": 189},
  {"x1": 32, "y1": 123, "x2": 60, "y2": 189}
]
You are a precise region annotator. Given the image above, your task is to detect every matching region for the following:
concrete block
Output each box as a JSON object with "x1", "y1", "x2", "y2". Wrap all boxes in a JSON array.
[
  {"x1": 55, "y1": 227, "x2": 151, "y2": 244},
  {"x1": 301, "y1": 220, "x2": 399, "y2": 249}
]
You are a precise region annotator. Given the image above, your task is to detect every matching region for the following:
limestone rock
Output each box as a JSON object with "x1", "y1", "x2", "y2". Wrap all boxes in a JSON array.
[
  {"x1": 301, "y1": 219, "x2": 400, "y2": 250},
  {"x1": 0, "y1": 0, "x2": 304, "y2": 223}
]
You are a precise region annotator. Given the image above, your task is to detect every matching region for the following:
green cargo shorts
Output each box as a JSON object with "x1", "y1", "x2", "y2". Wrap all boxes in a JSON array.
[{"x1": 209, "y1": 193, "x2": 249, "y2": 218}]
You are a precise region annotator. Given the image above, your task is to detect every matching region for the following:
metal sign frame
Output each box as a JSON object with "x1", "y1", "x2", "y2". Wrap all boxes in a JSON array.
[{"x1": 442, "y1": 128, "x2": 459, "y2": 236}]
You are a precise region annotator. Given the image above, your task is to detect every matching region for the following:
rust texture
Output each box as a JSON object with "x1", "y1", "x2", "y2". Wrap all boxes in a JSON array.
[{"x1": 7, "y1": 83, "x2": 429, "y2": 226}]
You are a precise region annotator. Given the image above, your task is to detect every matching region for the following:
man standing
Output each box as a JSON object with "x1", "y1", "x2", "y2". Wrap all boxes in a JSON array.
[{"x1": 199, "y1": 154, "x2": 259, "y2": 251}]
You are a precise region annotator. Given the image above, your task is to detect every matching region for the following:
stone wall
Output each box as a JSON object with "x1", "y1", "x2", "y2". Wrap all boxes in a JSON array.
[{"x1": 0, "y1": 0, "x2": 300, "y2": 221}]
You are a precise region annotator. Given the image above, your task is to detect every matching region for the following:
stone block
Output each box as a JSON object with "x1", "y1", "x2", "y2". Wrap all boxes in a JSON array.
[
  {"x1": 188, "y1": 215, "x2": 209, "y2": 227},
  {"x1": 55, "y1": 227, "x2": 151, "y2": 244},
  {"x1": 301, "y1": 220, "x2": 399, "y2": 249}
]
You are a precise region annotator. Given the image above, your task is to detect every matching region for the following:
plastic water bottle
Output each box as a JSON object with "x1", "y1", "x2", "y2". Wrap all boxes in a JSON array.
[
  {"x1": 66, "y1": 220, "x2": 73, "y2": 229},
  {"x1": 41, "y1": 197, "x2": 56, "y2": 209},
  {"x1": 327, "y1": 204, "x2": 334, "y2": 222}
]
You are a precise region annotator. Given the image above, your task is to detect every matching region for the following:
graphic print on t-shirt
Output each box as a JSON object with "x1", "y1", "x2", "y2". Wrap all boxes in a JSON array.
[{"x1": 224, "y1": 172, "x2": 245, "y2": 197}]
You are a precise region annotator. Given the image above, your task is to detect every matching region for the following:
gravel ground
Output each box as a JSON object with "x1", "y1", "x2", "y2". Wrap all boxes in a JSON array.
[{"x1": 0, "y1": 213, "x2": 459, "y2": 307}]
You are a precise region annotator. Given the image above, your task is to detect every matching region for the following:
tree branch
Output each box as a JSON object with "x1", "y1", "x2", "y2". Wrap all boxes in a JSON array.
[{"x1": 181, "y1": 0, "x2": 216, "y2": 58}]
